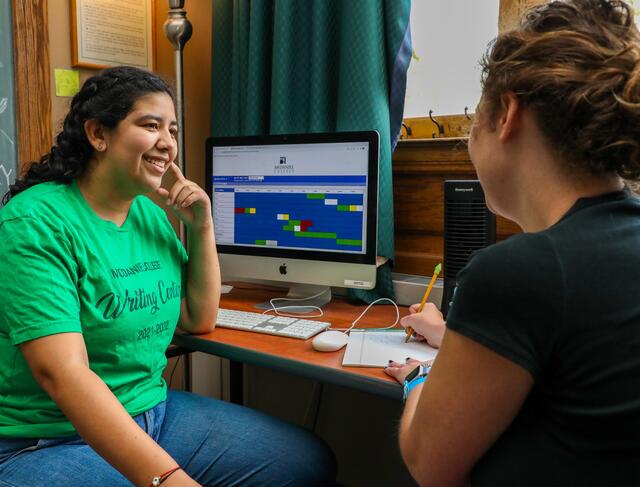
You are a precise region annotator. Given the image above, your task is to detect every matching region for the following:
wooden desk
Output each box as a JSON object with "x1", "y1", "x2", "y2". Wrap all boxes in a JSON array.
[{"x1": 171, "y1": 284, "x2": 410, "y2": 400}]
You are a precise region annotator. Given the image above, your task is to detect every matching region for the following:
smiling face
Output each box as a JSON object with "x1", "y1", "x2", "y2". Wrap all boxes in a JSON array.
[{"x1": 101, "y1": 92, "x2": 178, "y2": 195}]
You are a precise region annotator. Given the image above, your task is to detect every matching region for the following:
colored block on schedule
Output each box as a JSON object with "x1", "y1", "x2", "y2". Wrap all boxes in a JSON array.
[
  {"x1": 337, "y1": 239, "x2": 362, "y2": 246},
  {"x1": 266, "y1": 240, "x2": 278, "y2": 246},
  {"x1": 255, "y1": 240, "x2": 266, "y2": 245},
  {"x1": 294, "y1": 231, "x2": 337, "y2": 239},
  {"x1": 235, "y1": 208, "x2": 245, "y2": 214},
  {"x1": 277, "y1": 214, "x2": 290, "y2": 220},
  {"x1": 307, "y1": 193, "x2": 325, "y2": 199},
  {"x1": 324, "y1": 199, "x2": 338, "y2": 205},
  {"x1": 249, "y1": 208, "x2": 256, "y2": 214},
  {"x1": 294, "y1": 225, "x2": 301, "y2": 232}
]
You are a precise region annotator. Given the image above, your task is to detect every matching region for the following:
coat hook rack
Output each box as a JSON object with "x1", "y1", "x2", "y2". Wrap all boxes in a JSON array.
[
  {"x1": 429, "y1": 110, "x2": 445, "y2": 138},
  {"x1": 401, "y1": 122, "x2": 412, "y2": 137},
  {"x1": 464, "y1": 106, "x2": 472, "y2": 120}
]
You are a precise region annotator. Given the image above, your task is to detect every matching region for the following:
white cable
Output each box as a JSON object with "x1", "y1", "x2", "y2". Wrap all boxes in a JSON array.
[
  {"x1": 329, "y1": 297, "x2": 400, "y2": 334},
  {"x1": 262, "y1": 287, "x2": 329, "y2": 319},
  {"x1": 262, "y1": 289, "x2": 400, "y2": 333}
]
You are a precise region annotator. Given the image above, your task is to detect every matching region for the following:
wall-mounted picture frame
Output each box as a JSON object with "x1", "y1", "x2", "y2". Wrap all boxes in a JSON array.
[{"x1": 71, "y1": 0, "x2": 156, "y2": 70}]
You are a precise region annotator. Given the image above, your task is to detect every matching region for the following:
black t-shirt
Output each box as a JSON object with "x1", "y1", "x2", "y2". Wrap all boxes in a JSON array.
[{"x1": 446, "y1": 189, "x2": 640, "y2": 487}]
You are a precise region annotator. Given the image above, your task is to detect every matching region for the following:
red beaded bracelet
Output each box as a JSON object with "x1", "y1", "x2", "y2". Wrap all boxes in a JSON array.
[{"x1": 150, "y1": 466, "x2": 181, "y2": 487}]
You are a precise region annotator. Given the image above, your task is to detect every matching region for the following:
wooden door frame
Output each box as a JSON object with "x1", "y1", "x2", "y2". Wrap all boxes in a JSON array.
[
  {"x1": 499, "y1": 0, "x2": 549, "y2": 32},
  {"x1": 11, "y1": 0, "x2": 51, "y2": 171}
]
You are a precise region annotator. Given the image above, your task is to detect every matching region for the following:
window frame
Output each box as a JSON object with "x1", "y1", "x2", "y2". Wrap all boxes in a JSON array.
[{"x1": 400, "y1": 0, "x2": 548, "y2": 141}]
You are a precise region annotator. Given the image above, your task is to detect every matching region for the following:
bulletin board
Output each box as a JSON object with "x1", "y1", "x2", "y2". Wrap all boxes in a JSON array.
[{"x1": 71, "y1": 0, "x2": 156, "y2": 70}]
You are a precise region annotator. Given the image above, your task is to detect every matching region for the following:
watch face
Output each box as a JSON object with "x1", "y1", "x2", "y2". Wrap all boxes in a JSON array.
[{"x1": 405, "y1": 365, "x2": 420, "y2": 382}]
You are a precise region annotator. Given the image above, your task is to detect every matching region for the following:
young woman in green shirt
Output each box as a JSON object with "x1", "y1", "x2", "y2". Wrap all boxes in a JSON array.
[{"x1": 0, "y1": 66, "x2": 335, "y2": 486}]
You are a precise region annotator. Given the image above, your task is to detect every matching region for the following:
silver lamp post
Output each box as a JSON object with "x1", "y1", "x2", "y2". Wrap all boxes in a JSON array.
[
  {"x1": 164, "y1": 0, "x2": 193, "y2": 391},
  {"x1": 164, "y1": 0, "x2": 192, "y2": 174}
]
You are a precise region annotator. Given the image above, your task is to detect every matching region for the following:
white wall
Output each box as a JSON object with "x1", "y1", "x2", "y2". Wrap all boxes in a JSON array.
[
  {"x1": 632, "y1": 0, "x2": 640, "y2": 23},
  {"x1": 405, "y1": 0, "x2": 500, "y2": 117}
]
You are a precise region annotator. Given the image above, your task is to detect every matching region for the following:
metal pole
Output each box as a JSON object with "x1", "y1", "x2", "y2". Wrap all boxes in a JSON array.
[
  {"x1": 164, "y1": 1, "x2": 193, "y2": 391},
  {"x1": 164, "y1": 0, "x2": 192, "y2": 176}
]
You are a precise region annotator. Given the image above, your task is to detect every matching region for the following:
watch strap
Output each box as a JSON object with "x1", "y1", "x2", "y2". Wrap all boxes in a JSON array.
[
  {"x1": 402, "y1": 364, "x2": 432, "y2": 402},
  {"x1": 403, "y1": 375, "x2": 427, "y2": 402}
]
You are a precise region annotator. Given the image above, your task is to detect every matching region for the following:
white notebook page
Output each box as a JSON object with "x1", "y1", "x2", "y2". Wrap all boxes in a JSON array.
[{"x1": 342, "y1": 329, "x2": 438, "y2": 367}]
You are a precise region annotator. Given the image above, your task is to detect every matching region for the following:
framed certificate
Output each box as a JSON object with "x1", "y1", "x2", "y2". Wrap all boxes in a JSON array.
[{"x1": 71, "y1": 0, "x2": 156, "y2": 70}]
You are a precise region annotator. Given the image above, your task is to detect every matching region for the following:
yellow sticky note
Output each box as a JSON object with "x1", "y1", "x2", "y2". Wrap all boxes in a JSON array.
[{"x1": 55, "y1": 69, "x2": 80, "y2": 97}]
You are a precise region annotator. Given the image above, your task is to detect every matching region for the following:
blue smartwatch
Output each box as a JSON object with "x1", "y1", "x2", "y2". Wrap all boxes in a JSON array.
[{"x1": 402, "y1": 363, "x2": 431, "y2": 403}]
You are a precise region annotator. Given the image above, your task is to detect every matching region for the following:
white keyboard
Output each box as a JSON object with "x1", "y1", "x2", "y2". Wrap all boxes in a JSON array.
[{"x1": 216, "y1": 308, "x2": 331, "y2": 339}]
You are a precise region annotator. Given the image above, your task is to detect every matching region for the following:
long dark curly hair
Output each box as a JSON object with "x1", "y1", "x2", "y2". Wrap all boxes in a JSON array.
[
  {"x1": 479, "y1": 0, "x2": 640, "y2": 180},
  {"x1": 3, "y1": 66, "x2": 175, "y2": 204}
]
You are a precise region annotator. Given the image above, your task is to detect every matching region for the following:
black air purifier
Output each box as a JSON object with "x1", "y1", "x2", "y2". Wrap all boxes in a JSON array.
[{"x1": 441, "y1": 180, "x2": 496, "y2": 318}]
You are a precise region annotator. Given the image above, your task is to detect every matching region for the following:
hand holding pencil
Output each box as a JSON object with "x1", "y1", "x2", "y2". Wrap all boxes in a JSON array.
[{"x1": 404, "y1": 263, "x2": 442, "y2": 343}]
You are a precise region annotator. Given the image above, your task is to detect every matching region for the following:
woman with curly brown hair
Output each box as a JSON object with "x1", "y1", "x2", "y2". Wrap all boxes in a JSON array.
[{"x1": 385, "y1": 1, "x2": 640, "y2": 486}]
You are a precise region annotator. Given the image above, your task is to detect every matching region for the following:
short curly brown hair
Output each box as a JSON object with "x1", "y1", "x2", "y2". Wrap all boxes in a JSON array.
[{"x1": 479, "y1": 0, "x2": 640, "y2": 180}]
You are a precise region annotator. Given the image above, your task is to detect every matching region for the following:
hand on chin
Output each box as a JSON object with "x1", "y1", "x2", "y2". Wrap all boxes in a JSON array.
[{"x1": 155, "y1": 162, "x2": 213, "y2": 231}]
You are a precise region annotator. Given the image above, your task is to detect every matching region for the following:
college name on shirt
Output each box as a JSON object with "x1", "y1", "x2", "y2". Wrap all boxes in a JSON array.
[
  {"x1": 95, "y1": 279, "x2": 181, "y2": 320},
  {"x1": 110, "y1": 260, "x2": 162, "y2": 279}
]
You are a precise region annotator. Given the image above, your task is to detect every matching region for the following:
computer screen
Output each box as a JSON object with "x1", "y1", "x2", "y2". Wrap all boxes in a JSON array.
[{"x1": 205, "y1": 131, "x2": 379, "y2": 307}]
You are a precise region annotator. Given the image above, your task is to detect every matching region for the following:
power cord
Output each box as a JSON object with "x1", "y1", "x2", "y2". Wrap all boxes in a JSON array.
[
  {"x1": 303, "y1": 381, "x2": 324, "y2": 432},
  {"x1": 330, "y1": 297, "x2": 400, "y2": 333},
  {"x1": 263, "y1": 289, "x2": 400, "y2": 335},
  {"x1": 261, "y1": 287, "x2": 331, "y2": 319},
  {"x1": 297, "y1": 299, "x2": 400, "y2": 435},
  {"x1": 168, "y1": 355, "x2": 181, "y2": 389},
  {"x1": 259, "y1": 292, "x2": 401, "y2": 436}
]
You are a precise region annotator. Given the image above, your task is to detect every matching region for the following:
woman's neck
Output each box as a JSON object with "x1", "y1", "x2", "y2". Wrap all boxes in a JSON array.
[
  {"x1": 76, "y1": 165, "x2": 134, "y2": 226},
  {"x1": 514, "y1": 167, "x2": 624, "y2": 233},
  {"x1": 498, "y1": 111, "x2": 624, "y2": 233}
]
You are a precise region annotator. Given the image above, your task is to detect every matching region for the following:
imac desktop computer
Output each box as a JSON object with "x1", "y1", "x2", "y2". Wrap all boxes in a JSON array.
[{"x1": 205, "y1": 131, "x2": 379, "y2": 309}]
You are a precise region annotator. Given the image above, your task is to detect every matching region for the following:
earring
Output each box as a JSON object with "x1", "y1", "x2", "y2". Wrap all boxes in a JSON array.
[{"x1": 97, "y1": 143, "x2": 105, "y2": 152}]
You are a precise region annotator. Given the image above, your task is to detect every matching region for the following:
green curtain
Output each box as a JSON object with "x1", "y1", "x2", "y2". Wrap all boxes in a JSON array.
[{"x1": 211, "y1": 0, "x2": 412, "y2": 302}]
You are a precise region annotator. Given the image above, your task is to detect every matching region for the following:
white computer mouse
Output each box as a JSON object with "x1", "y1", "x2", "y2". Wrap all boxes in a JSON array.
[{"x1": 311, "y1": 330, "x2": 349, "y2": 352}]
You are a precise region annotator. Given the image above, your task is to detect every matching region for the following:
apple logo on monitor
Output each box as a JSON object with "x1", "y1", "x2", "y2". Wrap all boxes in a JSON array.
[{"x1": 279, "y1": 264, "x2": 287, "y2": 275}]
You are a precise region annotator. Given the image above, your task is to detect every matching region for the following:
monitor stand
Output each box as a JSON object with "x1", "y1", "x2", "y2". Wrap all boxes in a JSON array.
[{"x1": 254, "y1": 284, "x2": 332, "y2": 313}]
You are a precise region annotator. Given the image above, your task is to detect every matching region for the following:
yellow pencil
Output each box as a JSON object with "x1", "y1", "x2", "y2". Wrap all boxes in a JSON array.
[{"x1": 405, "y1": 263, "x2": 442, "y2": 343}]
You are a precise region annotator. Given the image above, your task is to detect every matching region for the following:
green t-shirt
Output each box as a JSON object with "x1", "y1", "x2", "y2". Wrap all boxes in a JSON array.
[
  {"x1": 447, "y1": 189, "x2": 640, "y2": 486},
  {"x1": 0, "y1": 181, "x2": 187, "y2": 438}
]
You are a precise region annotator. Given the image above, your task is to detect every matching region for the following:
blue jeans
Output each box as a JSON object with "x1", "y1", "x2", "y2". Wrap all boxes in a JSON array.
[{"x1": 0, "y1": 390, "x2": 336, "y2": 486}]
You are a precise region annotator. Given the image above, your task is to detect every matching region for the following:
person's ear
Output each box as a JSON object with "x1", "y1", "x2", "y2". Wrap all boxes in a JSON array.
[
  {"x1": 84, "y1": 119, "x2": 108, "y2": 153},
  {"x1": 497, "y1": 92, "x2": 521, "y2": 142}
]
